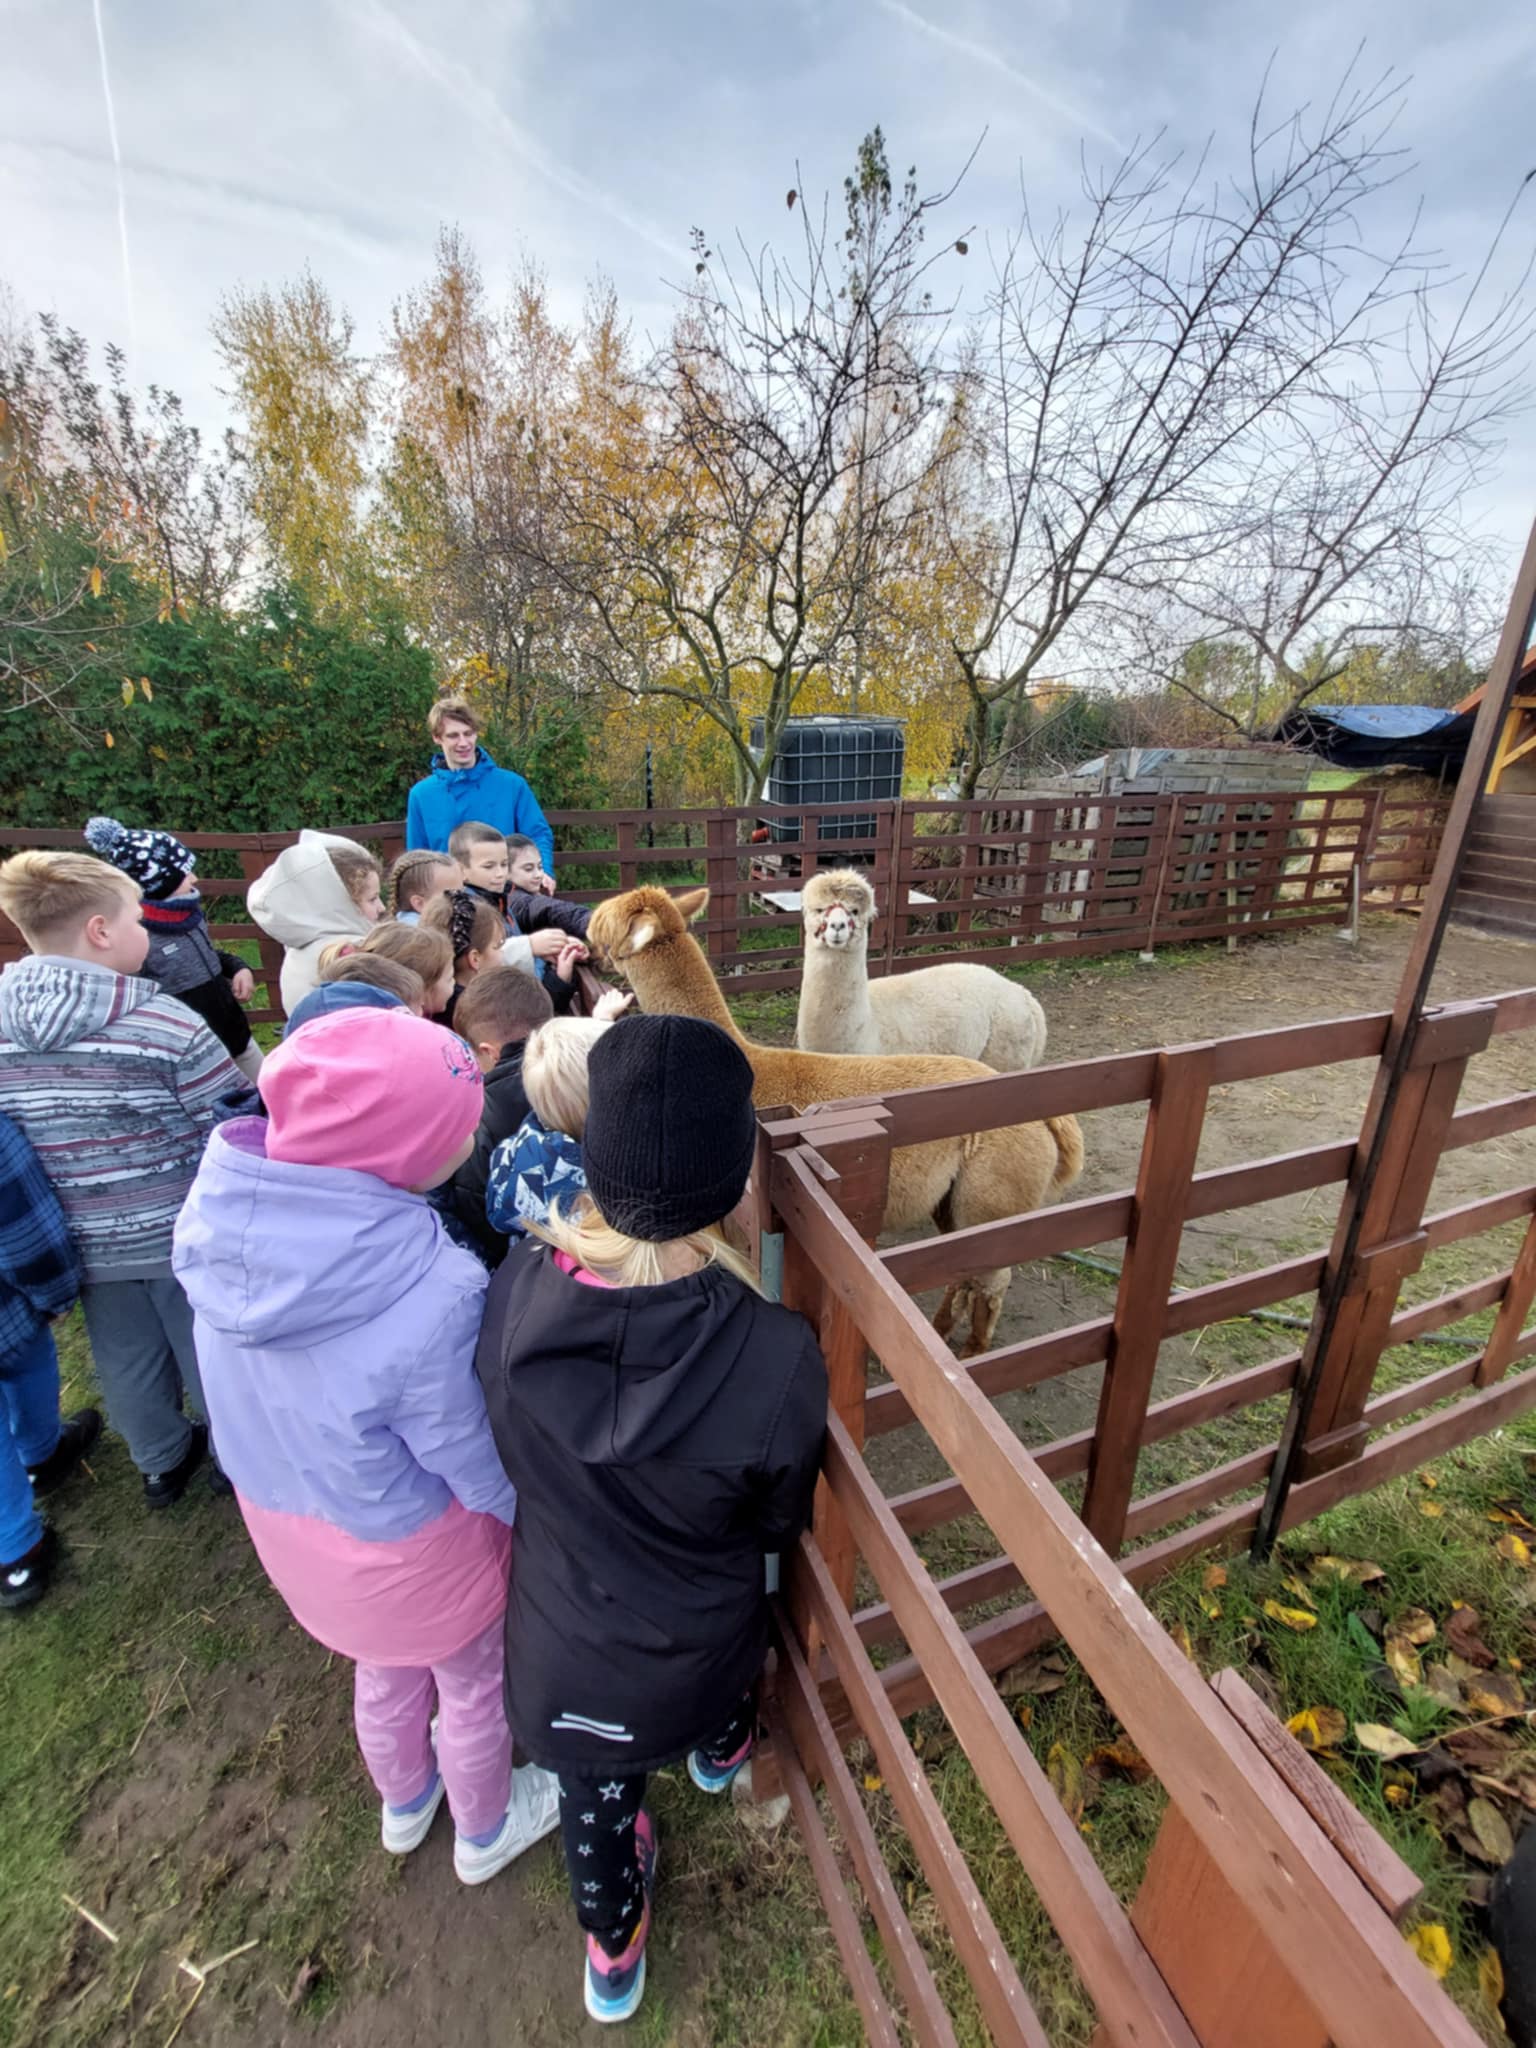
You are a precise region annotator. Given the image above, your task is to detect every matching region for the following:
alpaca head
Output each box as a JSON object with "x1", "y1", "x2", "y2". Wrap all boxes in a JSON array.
[
  {"x1": 588, "y1": 885, "x2": 708, "y2": 974},
  {"x1": 801, "y1": 868, "x2": 876, "y2": 952}
]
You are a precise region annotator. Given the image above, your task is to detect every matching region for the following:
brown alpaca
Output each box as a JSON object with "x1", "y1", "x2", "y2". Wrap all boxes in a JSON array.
[{"x1": 586, "y1": 886, "x2": 1084, "y2": 1355}]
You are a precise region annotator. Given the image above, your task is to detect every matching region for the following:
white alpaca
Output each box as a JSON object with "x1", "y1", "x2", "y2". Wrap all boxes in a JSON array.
[{"x1": 796, "y1": 868, "x2": 1048, "y2": 1070}]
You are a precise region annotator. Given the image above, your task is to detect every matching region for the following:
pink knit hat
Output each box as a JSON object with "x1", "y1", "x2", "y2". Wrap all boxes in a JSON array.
[{"x1": 261, "y1": 1007, "x2": 484, "y2": 1189}]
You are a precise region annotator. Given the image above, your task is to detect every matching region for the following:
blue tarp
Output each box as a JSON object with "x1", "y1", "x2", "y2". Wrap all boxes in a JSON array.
[{"x1": 1272, "y1": 703, "x2": 1475, "y2": 774}]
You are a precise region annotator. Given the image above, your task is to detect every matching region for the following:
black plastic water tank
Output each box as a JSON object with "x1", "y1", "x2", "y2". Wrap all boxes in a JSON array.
[{"x1": 750, "y1": 716, "x2": 906, "y2": 841}]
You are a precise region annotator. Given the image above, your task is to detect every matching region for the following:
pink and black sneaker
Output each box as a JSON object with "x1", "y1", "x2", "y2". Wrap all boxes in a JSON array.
[
  {"x1": 583, "y1": 1807, "x2": 658, "y2": 2025},
  {"x1": 687, "y1": 1731, "x2": 754, "y2": 1795}
]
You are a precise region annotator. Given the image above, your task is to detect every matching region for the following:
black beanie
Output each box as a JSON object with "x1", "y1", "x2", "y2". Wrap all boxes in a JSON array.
[{"x1": 582, "y1": 1015, "x2": 757, "y2": 1242}]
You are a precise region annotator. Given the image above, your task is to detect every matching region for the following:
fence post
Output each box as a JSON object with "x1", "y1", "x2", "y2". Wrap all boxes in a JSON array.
[
  {"x1": 1082, "y1": 1044, "x2": 1214, "y2": 1554},
  {"x1": 774, "y1": 1110, "x2": 893, "y2": 1623},
  {"x1": 1139, "y1": 797, "x2": 1176, "y2": 962},
  {"x1": 884, "y1": 800, "x2": 916, "y2": 978},
  {"x1": 1261, "y1": 1002, "x2": 1495, "y2": 1523},
  {"x1": 705, "y1": 811, "x2": 736, "y2": 965},
  {"x1": 1475, "y1": 1210, "x2": 1536, "y2": 1388},
  {"x1": 616, "y1": 817, "x2": 638, "y2": 895}
]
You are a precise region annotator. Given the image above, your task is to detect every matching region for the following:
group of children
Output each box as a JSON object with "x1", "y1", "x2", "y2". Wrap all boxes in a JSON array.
[{"x1": 0, "y1": 810, "x2": 828, "y2": 2026}]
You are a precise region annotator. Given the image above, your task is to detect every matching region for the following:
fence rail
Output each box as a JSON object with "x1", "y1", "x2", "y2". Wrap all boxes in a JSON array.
[
  {"x1": 749, "y1": 977, "x2": 1517, "y2": 2043},
  {"x1": 0, "y1": 788, "x2": 1448, "y2": 1013}
]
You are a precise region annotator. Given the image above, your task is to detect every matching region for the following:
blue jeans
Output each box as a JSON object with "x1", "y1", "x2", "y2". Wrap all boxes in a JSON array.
[{"x1": 0, "y1": 1328, "x2": 60, "y2": 1563}]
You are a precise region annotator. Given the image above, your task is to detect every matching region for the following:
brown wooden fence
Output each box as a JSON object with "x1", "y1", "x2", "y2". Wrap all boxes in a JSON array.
[
  {"x1": 745, "y1": 974, "x2": 1533, "y2": 2045},
  {"x1": 1, "y1": 788, "x2": 1446, "y2": 1013}
]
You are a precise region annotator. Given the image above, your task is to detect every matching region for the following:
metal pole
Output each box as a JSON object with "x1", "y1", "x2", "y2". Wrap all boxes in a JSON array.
[{"x1": 1253, "y1": 515, "x2": 1536, "y2": 1558}]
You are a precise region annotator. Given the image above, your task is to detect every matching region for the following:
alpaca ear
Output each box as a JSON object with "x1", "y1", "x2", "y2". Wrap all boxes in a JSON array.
[
  {"x1": 627, "y1": 918, "x2": 658, "y2": 954},
  {"x1": 673, "y1": 887, "x2": 709, "y2": 922}
]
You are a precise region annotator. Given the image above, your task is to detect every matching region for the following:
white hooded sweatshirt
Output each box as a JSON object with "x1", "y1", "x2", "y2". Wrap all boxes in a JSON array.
[{"x1": 247, "y1": 831, "x2": 379, "y2": 1015}]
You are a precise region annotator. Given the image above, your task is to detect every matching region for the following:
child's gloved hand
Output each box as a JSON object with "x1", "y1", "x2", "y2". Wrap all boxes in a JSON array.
[
  {"x1": 553, "y1": 939, "x2": 590, "y2": 984},
  {"x1": 593, "y1": 989, "x2": 635, "y2": 1023},
  {"x1": 230, "y1": 968, "x2": 255, "y2": 1002}
]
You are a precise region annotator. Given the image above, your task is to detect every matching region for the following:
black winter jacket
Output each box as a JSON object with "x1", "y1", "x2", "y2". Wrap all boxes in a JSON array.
[
  {"x1": 476, "y1": 1240, "x2": 827, "y2": 1771},
  {"x1": 450, "y1": 1041, "x2": 532, "y2": 1265}
]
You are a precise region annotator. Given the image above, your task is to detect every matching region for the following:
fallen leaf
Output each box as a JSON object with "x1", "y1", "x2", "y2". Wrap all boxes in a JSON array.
[
  {"x1": 1310, "y1": 1555, "x2": 1386, "y2": 1586},
  {"x1": 1048, "y1": 1743, "x2": 1086, "y2": 1823},
  {"x1": 1392, "y1": 1608, "x2": 1437, "y2": 1646},
  {"x1": 88, "y1": 565, "x2": 103, "y2": 598},
  {"x1": 1463, "y1": 1671, "x2": 1526, "y2": 1718},
  {"x1": 1420, "y1": 1501, "x2": 1445, "y2": 1518},
  {"x1": 999, "y1": 1652, "x2": 1068, "y2": 1699},
  {"x1": 1424, "y1": 1663, "x2": 1464, "y2": 1710},
  {"x1": 1169, "y1": 1621, "x2": 1195, "y2": 1660},
  {"x1": 1465, "y1": 1796, "x2": 1515, "y2": 1865},
  {"x1": 1199, "y1": 1596, "x2": 1222, "y2": 1619},
  {"x1": 1202, "y1": 1564, "x2": 1228, "y2": 1592},
  {"x1": 1406, "y1": 1924, "x2": 1453, "y2": 1979},
  {"x1": 1478, "y1": 1946, "x2": 1506, "y2": 2013},
  {"x1": 1508, "y1": 1773, "x2": 1536, "y2": 1811},
  {"x1": 1384, "y1": 1783, "x2": 1412, "y2": 1807},
  {"x1": 1085, "y1": 1739, "x2": 1152, "y2": 1783},
  {"x1": 862, "y1": 1773, "x2": 884, "y2": 1793},
  {"x1": 1384, "y1": 1633, "x2": 1424, "y2": 1689},
  {"x1": 138, "y1": 676, "x2": 153, "y2": 701},
  {"x1": 1444, "y1": 1728, "x2": 1517, "y2": 1769},
  {"x1": 1496, "y1": 1532, "x2": 1532, "y2": 1569},
  {"x1": 1287, "y1": 1706, "x2": 1348, "y2": 1751},
  {"x1": 913, "y1": 1730, "x2": 945, "y2": 1764},
  {"x1": 1282, "y1": 1575, "x2": 1319, "y2": 1611},
  {"x1": 1446, "y1": 1608, "x2": 1498, "y2": 1669},
  {"x1": 1419, "y1": 1472, "x2": 1440, "y2": 1490},
  {"x1": 1263, "y1": 1600, "x2": 1318, "y2": 1633},
  {"x1": 1356, "y1": 1722, "x2": 1421, "y2": 1759},
  {"x1": 1488, "y1": 1503, "x2": 1535, "y2": 1531},
  {"x1": 1015, "y1": 1703, "x2": 1033, "y2": 1732},
  {"x1": 1446, "y1": 1651, "x2": 1487, "y2": 1683}
]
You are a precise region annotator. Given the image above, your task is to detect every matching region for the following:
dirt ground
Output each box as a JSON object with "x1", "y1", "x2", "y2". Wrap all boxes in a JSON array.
[{"x1": 19, "y1": 911, "x2": 1535, "y2": 2048}]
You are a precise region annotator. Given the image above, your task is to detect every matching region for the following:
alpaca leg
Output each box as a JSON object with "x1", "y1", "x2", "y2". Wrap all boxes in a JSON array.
[
  {"x1": 960, "y1": 1268, "x2": 1010, "y2": 1359},
  {"x1": 933, "y1": 1284, "x2": 962, "y2": 1340}
]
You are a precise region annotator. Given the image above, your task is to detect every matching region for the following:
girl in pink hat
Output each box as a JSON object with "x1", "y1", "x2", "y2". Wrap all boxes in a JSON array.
[{"x1": 171, "y1": 1006, "x2": 559, "y2": 1882}]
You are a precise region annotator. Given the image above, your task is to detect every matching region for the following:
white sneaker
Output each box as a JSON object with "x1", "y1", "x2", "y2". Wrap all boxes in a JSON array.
[
  {"x1": 381, "y1": 1773, "x2": 446, "y2": 1854},
  {"x1": 453, "y1": 1763, "x2": 561, "y2": 1885}
]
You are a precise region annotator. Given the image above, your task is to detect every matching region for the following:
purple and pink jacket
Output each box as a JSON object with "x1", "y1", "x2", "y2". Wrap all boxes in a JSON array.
[{"x1": 172, "y1": 1118, "x2": 516, "y2": 1666}]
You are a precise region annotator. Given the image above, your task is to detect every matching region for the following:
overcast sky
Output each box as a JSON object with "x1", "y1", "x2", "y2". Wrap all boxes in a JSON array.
[{"x1": 3, "y1": 0, "x2": 1534, "y2": 573}]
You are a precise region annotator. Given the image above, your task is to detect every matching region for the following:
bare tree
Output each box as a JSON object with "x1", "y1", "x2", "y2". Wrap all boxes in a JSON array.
[
  {"x1": 937, "y1": 67, "x2": 1532, "y2": 791},
  {"x1": 548, "y1": 130, "x2": 972, "y2": 800}
]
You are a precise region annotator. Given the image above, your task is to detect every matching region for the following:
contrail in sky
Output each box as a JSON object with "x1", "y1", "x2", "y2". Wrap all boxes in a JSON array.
[
  {"x1": 91, "y1": 0, "x2": 136, "y2": 348},
  {"x1": 872, "y1": 0, "x2": 1126, "y2": 154}
]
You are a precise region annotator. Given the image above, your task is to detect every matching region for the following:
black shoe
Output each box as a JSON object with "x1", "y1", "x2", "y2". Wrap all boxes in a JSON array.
[
  {"x1": 207, "y1": 1458, "x2": 234, "y2": 1499},
  {"x1": 2, "y1": 1525, "x2": 59, "y2": 1611},
  {"x1": 143, "y1": 1421, "x2": 208, "y2": 1510},
  {"x1": 27, "y1": 1408, "x2": 102, "y2": 1496}
]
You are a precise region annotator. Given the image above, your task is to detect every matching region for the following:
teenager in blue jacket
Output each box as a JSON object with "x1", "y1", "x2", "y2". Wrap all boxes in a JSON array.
[{"x1": 405, "y1": 698, "x2": 555, "y2": 879}]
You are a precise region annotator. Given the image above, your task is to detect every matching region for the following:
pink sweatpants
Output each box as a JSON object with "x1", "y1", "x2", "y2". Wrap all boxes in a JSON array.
[{"x1": 353, "y1": 1617, "x2": 511, "y2": 1840}]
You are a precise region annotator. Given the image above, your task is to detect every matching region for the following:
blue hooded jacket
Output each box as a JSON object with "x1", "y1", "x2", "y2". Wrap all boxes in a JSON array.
[{"x1": 405, "y1": 748, "x2": 554, "y2": 873}]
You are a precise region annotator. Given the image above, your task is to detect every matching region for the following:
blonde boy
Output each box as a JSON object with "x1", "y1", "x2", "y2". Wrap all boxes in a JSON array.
[
  {"x1": 482, "y1": 1002, "x2": 631, "y2": 1244},
  {"x1": 0, "y1": 851, "x2": 241, "y2": 1506}
]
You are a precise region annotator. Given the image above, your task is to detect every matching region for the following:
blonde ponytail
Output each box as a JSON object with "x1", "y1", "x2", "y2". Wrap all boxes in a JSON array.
[{"x1": 531, "y1": 1194, "x2": 761, "y2": 1295}]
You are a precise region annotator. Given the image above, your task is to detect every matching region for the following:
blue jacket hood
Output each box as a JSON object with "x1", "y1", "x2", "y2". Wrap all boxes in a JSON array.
[{"x1": 282, "y1": 982, "x2": 406, "y2": 1040}]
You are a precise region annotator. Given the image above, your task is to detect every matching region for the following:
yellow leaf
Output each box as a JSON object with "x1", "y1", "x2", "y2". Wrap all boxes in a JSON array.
[
  {"x1": 1355, "y1": 1722, "x2": 1421, "y2": 1760},
  {"x1": 150, "y1": 746, "x2": 168, "y2": 761},
  {"x1": 1199, "y1": 1596, "x2": 1222, "y2": 1619},
  {"x1": 1263, "y1": 1599, "x2": 1317, "y2": 1632},
  {"x1": 1496, "y1": 1532, "x2": 1532, "y2": 1569},
  {"x1": 1419, "y1": 1472, "x2": 1439, "y2": 1490},
  {"x1": 1015, "y1": 1703, "x2": 1032, "y2": 1732},
  {"x1": 862, "y1": 1773, "x2": 883, "y2": 1793},
  {"x1": 139, "y1": 676, "x2": 153, "y2": 701},
  {"x1": 1420, "y1": 1501, "x2": 1445, "y2": 1519},
  {"x1": 1384, "y1": 1633, "x2": 1424, "y2": 1689},
  {"x1": 1392, "y1": 1607, "x2": 1436, "y2": 1646},
  {"x1": 1286, "y1": 1706, "x2": 1347, "y2": 1751},
  {"x1": 120, "y1": 678, "x2": 134, "y2": 707},
  {"x1": 0, "y1": 528, "x2": 7, "y2": 564},
  {"x1": 1464, "y1": 1671, "x2": 1526, "y2": 1718},
  {"x1": 1047, "y1": 1743, "x2": 1086, "y2": 1823},
  {"x1": 1406, "y1": 1924, "x2": 1453, "y2": 1980},
  {"x1": 1085, "y1": 1739, "x2": 1152, "y2": 1783},
  {"x1": 1488, "y1": 1504, "x2": 1535, "y2": 1530},
  {"x1": 1309, "y1": 1555, "x2": 1386, "y2": 1585},
  {"x1": 1384, "y1": 1783, "x2": 1412, "y2": 1807},
  {"x1": 1479, "y1": 1945, "x2": 1506, "y2": 2011},
  {"x1": 1282, "y1": 1575, "x2": 1318, "y2": 1611},
  {"x1": 103, "y1": 730, "x2": 114, "y2": 748},
  {"x1": 88, "y1": 566, "x2": 103, "y2": 598},
  {"x1": 1201, "y1": 1564, "x2": 1227, "y2": 1592},
  {"x1": 1169, "y1": 1621, "x2": 1195, "y2": 1660}
]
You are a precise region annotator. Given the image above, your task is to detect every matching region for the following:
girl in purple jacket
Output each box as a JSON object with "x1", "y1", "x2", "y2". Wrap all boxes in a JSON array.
[{"x1": 172, "y1": 1006, "x2": 559, "y2": 1883}]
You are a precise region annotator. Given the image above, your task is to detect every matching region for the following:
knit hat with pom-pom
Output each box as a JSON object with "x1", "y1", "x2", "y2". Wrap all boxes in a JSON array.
[{"x1": 83, "y1": 816, "x2": 193, "y2": 901}]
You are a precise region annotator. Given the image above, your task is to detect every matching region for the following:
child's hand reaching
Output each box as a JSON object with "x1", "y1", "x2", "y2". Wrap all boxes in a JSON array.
[
  {"x1": 529, "y1": 927, "x2": 571, "y2": 962},
  {"x1": 553, "y1": 939, "x2": 589, "y2": 985},
  {"x1": 592, "y1": 989, "x2": 635, "y2": 1023},
  {"x1": 230, "y1": 968, "x2": 255, "y2": 1002},
  {"x1": 536, "y1": 869, "x2": 556, "y2": 897}
]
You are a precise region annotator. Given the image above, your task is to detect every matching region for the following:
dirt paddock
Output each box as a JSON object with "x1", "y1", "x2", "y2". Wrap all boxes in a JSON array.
[{"x1": 16, "y1": 911, "x2": 1535, "y2": 2048}]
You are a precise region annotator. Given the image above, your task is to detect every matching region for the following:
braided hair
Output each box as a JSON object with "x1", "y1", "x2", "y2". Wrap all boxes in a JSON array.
[{"x1": 423, "y1": 887, "x2": 502, "y2": 966}]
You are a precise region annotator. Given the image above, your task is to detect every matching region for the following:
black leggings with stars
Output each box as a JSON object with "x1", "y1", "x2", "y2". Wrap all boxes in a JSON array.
[{"x1": 557, "y1": 1692, "x2": 756, "y2": 1954}]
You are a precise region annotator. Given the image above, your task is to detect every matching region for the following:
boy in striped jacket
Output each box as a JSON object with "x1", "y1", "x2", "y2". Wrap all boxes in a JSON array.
[{"x1": 0, "y1": 852, "x2": 241, "y2": 1509}]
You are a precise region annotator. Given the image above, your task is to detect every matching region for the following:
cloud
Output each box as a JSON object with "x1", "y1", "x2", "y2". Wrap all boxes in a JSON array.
[
  {"x1": 343, "y1": 0, "x2": 691, "y2": 267},
  {"x1": 870, "y1": 0, "x2": 1126, "y2": 154}
]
